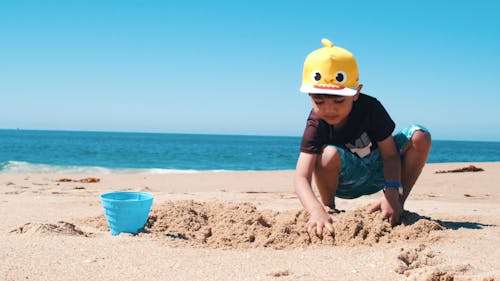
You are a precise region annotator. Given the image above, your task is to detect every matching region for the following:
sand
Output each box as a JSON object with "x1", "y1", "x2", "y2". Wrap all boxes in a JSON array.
[{"x1": 0, "y1": 162, "x2": 499, "y2": 280}]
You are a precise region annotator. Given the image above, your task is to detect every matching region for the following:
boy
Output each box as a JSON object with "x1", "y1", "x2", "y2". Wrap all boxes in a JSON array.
[{"x1": 294, "y1": 39, "x2": 431, "y2": 237}]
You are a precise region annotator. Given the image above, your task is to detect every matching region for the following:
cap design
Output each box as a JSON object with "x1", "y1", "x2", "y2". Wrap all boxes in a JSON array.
[{"x1": 300, "y1": 38, "x2": 360, "y2": 96}]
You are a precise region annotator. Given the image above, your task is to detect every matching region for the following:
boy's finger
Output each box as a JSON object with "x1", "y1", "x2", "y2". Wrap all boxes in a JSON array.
[
  {"x1": 307, "y1": 223, "x2": 315, "y2": 235},
  {"x1": 381, "y1": 211, "x2": 389, "y2": 219},
  {"x1": 325, "y1": 222, "x2": 335, "y2": 235},
  {"x1": 367, "y1": 202, "x2": 381, "y2": 213},
  {"x1": 316, "y1": 225, "x2": 323, "y2": 238}
]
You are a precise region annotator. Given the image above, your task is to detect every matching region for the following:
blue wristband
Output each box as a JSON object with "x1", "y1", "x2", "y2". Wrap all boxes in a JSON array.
[
  {"x1": 384, "y1": 181, "x2": 402, "y2": 188},
  {"x1": 384, "y1": 182, "x2": 403, "y2": 196}
]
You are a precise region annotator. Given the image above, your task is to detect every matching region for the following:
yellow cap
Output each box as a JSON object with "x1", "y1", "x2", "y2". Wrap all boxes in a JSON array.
[{"x1": 299, "y1": 38, "x2": 359, "y2": 96}]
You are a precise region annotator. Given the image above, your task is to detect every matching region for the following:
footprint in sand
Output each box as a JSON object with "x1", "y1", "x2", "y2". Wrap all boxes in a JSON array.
[
  {"x1": 395, "y1": 244, "x2": 473, "y2": 280},
  {"x1": 396, "y1": 244, "x2": 439, "y2": 275}
]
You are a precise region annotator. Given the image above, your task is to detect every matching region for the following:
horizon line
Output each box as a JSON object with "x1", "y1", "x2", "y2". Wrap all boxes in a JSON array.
[{"x1": 1, "y1": 128, "x2": 499, "y2": 143}]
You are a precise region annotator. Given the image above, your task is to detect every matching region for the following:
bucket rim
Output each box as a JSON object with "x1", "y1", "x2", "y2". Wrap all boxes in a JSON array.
[{"x1": 100, "y1": 191, "x2": 154, "y2": 201}]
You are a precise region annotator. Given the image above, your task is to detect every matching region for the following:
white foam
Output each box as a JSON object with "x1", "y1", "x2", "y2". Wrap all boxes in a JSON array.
[{"x1": 0, "y1": 161, "x2": 225, "y2": 174}]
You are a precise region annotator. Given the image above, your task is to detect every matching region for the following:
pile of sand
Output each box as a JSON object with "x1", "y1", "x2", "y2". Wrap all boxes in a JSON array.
[
  {"x1": 83, "y1": 200, "x2": 445, "y2": 249},
  {"x1": 10, "y1": 221, "x2": 93, "y2": 237}
]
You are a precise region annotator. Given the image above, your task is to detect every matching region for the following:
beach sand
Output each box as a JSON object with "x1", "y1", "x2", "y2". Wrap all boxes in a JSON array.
[{"x1": 1, "y1": 162, "x2": 499, "y2": 280}]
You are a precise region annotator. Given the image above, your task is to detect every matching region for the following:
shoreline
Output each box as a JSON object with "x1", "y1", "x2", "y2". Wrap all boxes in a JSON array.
[
  {"x1": 1, "y1": 161, "x2": 499, "y2": 174},
  {"x1": 1, "y1": 162, "x2": 499, "y2": 280}
]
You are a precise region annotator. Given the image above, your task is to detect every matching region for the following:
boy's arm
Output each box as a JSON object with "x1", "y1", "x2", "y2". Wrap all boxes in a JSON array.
[
  {"x1": 369, "y1": 135, "x2": 403, "y2": 225},
  {"x1": 294, "y1": 152, "x2": 335, "y2": 237}
]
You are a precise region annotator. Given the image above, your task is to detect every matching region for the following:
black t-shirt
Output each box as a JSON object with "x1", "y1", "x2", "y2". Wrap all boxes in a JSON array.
[{"x1": 300, "y1": 94, "x2": 395, "y2": 158}]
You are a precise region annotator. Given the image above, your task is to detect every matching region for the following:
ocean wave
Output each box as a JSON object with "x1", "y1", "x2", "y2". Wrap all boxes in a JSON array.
[{"x1": 0, "y1": 161, "x2": 224, "y2": 174}]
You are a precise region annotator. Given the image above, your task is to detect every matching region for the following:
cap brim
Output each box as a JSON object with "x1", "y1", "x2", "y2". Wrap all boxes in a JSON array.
[{"x1": 300, "y1": 85, "x2": 357, "y2": 96}]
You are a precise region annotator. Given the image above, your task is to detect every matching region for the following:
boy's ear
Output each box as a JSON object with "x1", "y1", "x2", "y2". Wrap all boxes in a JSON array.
[{"x1": 353, "y1": 84, "x2": 363, "y2": 101}]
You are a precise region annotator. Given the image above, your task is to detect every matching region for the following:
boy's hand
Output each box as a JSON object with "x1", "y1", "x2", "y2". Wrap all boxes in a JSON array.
[
  {"x1": 307, "y1": 207, "x2": 336, "y2": 238},
  {"x1": 368, "y1": 189, "x2": 402, "y2": 226}
]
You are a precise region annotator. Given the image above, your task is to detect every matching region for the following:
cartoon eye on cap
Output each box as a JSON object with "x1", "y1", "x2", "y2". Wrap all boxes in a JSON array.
[
  {"x1": 335, "y1": 71, "x2": 347, "y2": 83},
  {"x1": 311, "y1": 70, "x2": 322, "y2": 82}
]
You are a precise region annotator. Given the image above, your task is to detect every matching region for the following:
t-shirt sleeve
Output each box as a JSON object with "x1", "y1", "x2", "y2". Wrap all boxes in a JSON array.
[
  {"x1": 300, "y1": 112, "x2": 324, "y2": 154},
  {"x1": 370, "y1": 99, "x2": 396, "y2": 142}
]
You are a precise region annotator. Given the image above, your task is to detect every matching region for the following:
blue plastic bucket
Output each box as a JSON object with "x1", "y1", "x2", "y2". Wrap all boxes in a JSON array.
[{"x1": 100, "y1": 191, "x2": 154, "y2": 236}]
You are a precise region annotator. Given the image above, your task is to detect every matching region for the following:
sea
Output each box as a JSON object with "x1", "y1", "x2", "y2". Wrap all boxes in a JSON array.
[{"x1": 1, "y1": 129, "x2": 499, "y2": 174}]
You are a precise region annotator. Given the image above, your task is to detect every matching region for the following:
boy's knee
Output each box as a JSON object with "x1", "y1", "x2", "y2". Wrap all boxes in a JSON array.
[
  {"x1": 317, "y1": 146, "x2": 341, "y2": 172},
  {"x1": 411, "y1": 130, "x2": 432, "y2": 152}
]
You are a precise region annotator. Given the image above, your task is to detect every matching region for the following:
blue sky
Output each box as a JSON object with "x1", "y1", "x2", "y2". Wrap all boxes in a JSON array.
[{"x1": 1, "y1": 1, "x2": 499, "y2": 141}]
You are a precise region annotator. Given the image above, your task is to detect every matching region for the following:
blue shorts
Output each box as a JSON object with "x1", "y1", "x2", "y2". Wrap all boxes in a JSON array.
[{"x1": 331, "y1": 124, "x2": 430, "y2": 199}]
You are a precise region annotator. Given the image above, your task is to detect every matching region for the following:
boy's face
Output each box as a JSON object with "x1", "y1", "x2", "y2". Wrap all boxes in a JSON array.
[{"x1": 310, "y1": 93, "x2": 359, "y2": 126}]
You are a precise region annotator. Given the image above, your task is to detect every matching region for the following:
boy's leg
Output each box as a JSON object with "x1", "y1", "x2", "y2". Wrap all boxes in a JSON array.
[
  {"x1": 313, "y1": 145, "x2": 377, "y2": 208},
  {"x1": 400, "y1": 130, "x2": 432, "y2": 205},
  {"x1": 314, "y1": 146, "x2": 341, "y2": 210}
]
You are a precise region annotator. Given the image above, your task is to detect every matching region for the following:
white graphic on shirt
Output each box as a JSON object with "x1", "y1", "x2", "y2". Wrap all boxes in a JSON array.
[{"x1": 345, "y1": 132, "x2": 372, "y2": 158}]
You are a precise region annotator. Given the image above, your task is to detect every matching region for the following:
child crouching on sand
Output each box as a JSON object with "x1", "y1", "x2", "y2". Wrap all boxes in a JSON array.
[{"x1": 294, "y1": 39, "x2": 431, "y2": 237}]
